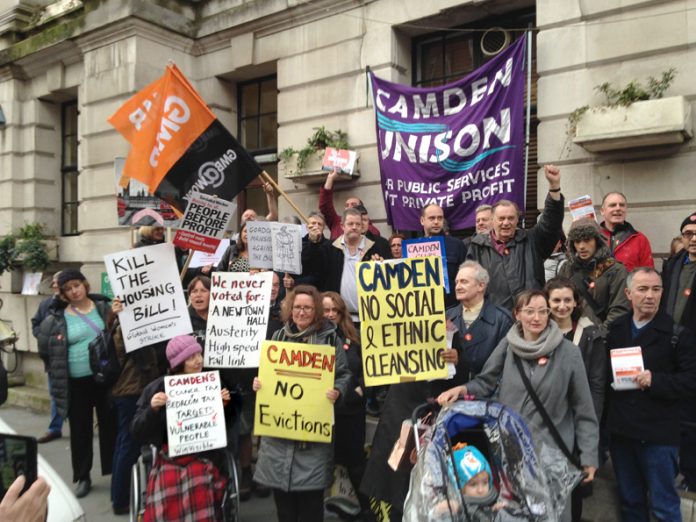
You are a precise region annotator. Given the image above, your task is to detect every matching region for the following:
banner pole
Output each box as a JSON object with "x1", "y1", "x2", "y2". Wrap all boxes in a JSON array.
[
  {"x1": 180, "y1": 250, "x2": 193, "y2": 281},
  {"x1": 523, "y1": 30, "x2": 532, "y2": 228},
  {"x1": 260, "y1": 171, "x2": 310, "y2": 224}
]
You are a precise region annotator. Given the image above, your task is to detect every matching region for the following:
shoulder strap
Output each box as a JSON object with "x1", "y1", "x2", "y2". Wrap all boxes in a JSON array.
[
  {"x1": 513, "y1": 355, "x2": 582, "y2": 469},
  {"x1": 570, "y1": 271, "x2": 603, "y2": 318},
  {"x1": 70, "y1": 306, "x2": 103, "y2": 334}
]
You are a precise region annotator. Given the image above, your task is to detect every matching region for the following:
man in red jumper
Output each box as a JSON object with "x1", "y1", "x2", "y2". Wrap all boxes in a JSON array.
[
  {"x1": 320, "y1": 169, "x2": 380, "y2": 240},
  {"x1": 599, "y1": 192, "x2": 654, "y2": 272}
]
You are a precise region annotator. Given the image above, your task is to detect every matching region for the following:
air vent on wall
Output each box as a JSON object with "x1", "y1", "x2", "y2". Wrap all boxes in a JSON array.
[{"x1": 480, "y1": 28, "x2": 511, "y2": 57}]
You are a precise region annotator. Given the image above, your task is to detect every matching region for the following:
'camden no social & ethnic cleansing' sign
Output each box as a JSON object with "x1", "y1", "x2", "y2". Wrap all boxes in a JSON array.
[
  {"x1": 104, "y1": 243, "x2": 192, "y2": 352},
  {"x1": 254, "y1": 341, "x2": 335, "y2": 443},
  {"x1": 357, "y1": 256, "x2": 448, "y2": 386},
  {"x1": 165, "y1": 370, "x2": 227, "y2": 457},
  {"x1": 205, "y1": 272, "x2": 272, "y2": 368}
]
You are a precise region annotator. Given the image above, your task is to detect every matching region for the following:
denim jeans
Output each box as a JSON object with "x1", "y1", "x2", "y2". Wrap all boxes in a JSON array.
[
  {"x1": 610, "y1": 436, "x2": 681, "y2": 522},
  {"x1": 111, "y1": 396, "x2": 140, "y2": 508},
  {"x1": 47, "y1": 376, "x2": 63, "y2": 435}
]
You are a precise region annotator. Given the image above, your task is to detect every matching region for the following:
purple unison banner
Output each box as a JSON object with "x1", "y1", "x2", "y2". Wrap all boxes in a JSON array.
[{"x1": 371, "y1": 36, "x2": 527, "y2": 231}]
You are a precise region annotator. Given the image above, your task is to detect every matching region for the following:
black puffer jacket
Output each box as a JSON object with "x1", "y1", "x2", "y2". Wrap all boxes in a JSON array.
[
  {"x1": 37, "y1": 294, "x2": 112, "y2": 418},
  {"x1": 467, "y1": 194, "x2": 564, "y2": 309}
]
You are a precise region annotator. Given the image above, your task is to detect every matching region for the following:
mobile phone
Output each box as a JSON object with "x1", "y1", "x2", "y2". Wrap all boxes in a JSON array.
[{"x1": 0, "y1": 433, "x2": 37, "y2": 498}]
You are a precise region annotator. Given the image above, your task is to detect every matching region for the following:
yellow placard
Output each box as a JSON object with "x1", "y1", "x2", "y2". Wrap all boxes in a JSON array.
[
  {"x1": 357, "y1": 256, "x2": 449, "y2": 387},
  {"x1": 254, "y1": 340, "x2": 335, "y2": 443}
]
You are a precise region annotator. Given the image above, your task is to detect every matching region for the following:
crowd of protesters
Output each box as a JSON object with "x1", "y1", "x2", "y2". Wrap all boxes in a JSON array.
[{"x1": 28, "y1": 165, "x2": 696, "y2": 522}]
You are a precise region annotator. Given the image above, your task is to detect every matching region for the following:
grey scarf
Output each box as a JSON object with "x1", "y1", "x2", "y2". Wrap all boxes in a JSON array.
[
  {"x1": 506, "y1": 320, "x2": 564, "y2": 360},
  {"x1": 280, "y1": 322, "x2": 319, "y2": 344}
]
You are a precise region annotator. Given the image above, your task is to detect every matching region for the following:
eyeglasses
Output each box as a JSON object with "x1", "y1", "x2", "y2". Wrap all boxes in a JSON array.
[
  {"x1": 292, "y1": 305, "x2": 315, "y2": 313},
  {"x1": 519, "y1": 308, "x2": 551, "y2": 318},
  {"x1": 682, "y1": 231, "x2": 696, "y2": 240}
]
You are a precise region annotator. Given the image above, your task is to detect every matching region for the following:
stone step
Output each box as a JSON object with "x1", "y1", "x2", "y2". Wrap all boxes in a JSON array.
[{"x1": 7, "y1": 384, "x2": 50, "y2": 414}]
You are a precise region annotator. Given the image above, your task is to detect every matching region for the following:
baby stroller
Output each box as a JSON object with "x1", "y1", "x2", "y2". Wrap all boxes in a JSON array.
[
  {"x1": 130, "y1": 445, "x2": 240, "y2": 522},
  {"x1": 403, "y1": 400, "x2": 582, "y2": 522}
]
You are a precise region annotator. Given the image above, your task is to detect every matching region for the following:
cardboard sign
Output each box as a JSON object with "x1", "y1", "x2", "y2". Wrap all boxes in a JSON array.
[
  {"x1": 357, "y1": 257, "x2": 449, "y2": 387},
  {"x1": 254, "y1": 341, "x2": 335, "y2": 443},
  {"x1": 322, "y1": 147, "x2": 358, "y2": 175},
  {"x1": 271, "y1": 222, "x2": 302, "y2": 275},
  {"x1": 248, "y1": 222, "x2": 303, "y2": 275},
  {"x1": 569, "y1": 195, "x2": 596, "y2": 222},
  {"x1": 205, "y1": 272, "x2": 273, "y2": 368},
  {"x1": 610, "y1": 347, "x2": 644, "y2": 390},
  {"x1": 247, "y1": 221, "x2": 274, "y2": 270},
  {"x1": 402, "y1": 236, "x2": 450, "y2": 293},
  {"x1": 173, "y1": 194, "x2": 234, "y2": 253},
  {"x1": 189, "y1": 239, "x2": 230, "y2": 269},
  {"x1": 114, "y1": 157, "x2": 180, "y2": 227},
  {"x1": 165, "y1": 370, "x2": 227, "y2": 457},
  {"x1": 104, "y1": 243, "x2": 192, "y2": 352}
]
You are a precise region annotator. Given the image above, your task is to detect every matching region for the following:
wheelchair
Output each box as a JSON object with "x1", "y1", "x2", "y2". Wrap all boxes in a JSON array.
[{"x1": 130, "y1": 445, "x2": 240, "y2": 522}]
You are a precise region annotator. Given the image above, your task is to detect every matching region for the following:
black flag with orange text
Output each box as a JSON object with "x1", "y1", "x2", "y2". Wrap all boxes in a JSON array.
[{"x1": 109, "y1": 65, "x2": 261, "y2": 214}]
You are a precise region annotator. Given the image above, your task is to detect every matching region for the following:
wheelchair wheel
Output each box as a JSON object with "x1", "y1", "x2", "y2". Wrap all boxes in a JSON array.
[
  {"x1": 222, "y1": 453, "x2": 240, "y2": 522},
  {"x1": 130, "y1": 450, "x2": 153, "y2": 522}
]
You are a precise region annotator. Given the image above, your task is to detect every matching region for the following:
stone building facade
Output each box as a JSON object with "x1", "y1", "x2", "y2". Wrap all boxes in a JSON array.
[{"x1": 0, "y1": 0, "x2": 692, "y2": 384}]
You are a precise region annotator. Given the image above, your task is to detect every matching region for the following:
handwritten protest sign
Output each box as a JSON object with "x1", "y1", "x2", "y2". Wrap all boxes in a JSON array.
[
  {"x1": 205, "y1": 272, "x2": 272, "y2": 368},
  {"x1": 248, "y1": 222, "x2": 302, "y2": 274},
  {"x1": 104, "y1": 243, "x2": 192, "y2": 352},
  {"x1": 189, "y1": 239, "x2": 230, "y2": 269},
  {"x1": 402, "y1": 236, "x2": 450, "y2": 292},
  {"x1": 173, "y1": 194, "x2": 234, "y2": 253},
  {"x1": 254, "y1": 340, "x2": 335, "y2": 443},
  {"x1": 247, "y1": 221, "x2": 274, "y2": 270},
  {"x1": 271, "y1": 222, "x2": 302, "y2": 275},
  {"x1": 357, "y1": 257, "x2": 449, "y2": 387},
  {"x1": 165, "y1": 370, "x2": 227, "y2": 457}
]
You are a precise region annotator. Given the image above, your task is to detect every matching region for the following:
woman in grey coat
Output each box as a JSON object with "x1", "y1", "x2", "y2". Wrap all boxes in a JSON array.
[
  {"x1": 252, "y1": 285, "x2": 351, "y2": 522},
  {"x1": 438, "y1": 289, "x2": 599, "y2": 522}
]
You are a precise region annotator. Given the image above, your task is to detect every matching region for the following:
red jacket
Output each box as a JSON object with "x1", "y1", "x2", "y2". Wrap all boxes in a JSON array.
[
  {"x1": 600, "y1": 221, "x2": 654, "y2": 272},
  {"x1": 319, "y1": 186, "x2": 380, "y2": 240}
]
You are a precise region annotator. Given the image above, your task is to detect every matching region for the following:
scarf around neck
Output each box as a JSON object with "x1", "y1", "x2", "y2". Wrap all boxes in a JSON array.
[
  {"x1": 506, "y1": 320, "x2": 564, "y2": 360},
  {"x1": 281, "y1": 321, "x2": 319, "y2": 344}
]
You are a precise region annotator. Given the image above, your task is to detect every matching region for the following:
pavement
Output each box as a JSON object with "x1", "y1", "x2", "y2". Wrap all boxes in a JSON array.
[{"x1": 0, "y1": 403, "x2": 280, "y2": 522}]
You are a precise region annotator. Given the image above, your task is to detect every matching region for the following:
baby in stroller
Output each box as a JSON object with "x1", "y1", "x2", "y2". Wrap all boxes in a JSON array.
[{"x1": 404, "y1": 400, "x2": 581, "y2": 522}]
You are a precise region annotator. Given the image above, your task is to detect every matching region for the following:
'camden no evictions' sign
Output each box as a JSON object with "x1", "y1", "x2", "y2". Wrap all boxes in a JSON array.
[
  {"x1": 104, "y1": 243, "x2": 192, "y2": 352},
  {"x1": 357, "y1": 256, "x2": 448, "y2": 386},
  {"x1": 165, "y1": 370, "x2": 227, "y2": 457},
  {"x1": 254, "y1": 341, "x2": 335, "y2": 443}
]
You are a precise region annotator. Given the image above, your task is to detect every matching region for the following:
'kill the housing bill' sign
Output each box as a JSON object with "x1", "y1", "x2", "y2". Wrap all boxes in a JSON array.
[{"x1": 370, "y1": 36, "x2": 527, "y2": 231}]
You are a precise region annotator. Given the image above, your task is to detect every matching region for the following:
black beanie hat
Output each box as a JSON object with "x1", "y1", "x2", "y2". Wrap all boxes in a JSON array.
[
  {"x1": 57, "y1": 269, "x2": 86, "y2": 288},
  {"x1": 680, "y1": 212, "x2": 696, "y2": 232}
]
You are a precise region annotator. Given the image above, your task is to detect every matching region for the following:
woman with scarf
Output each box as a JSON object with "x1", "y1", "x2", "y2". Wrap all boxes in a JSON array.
[
  {"x1": 438, "y1": 289, "x2": 599, "y2": 521},
  {"x1": 253, "y1": 285, "x2": 351, "y2": 522}
]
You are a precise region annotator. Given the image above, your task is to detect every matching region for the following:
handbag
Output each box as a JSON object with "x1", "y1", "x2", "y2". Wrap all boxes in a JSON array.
[
  {"x1": 72, "y1": 307, "x2": 121, "y2": 386},
  {"x1": 513, "y1": 355, "x2": 582, "y2": 470}
]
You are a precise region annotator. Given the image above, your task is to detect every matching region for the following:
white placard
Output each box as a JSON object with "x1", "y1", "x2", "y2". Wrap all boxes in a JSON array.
[
  {"x1": 247, "y1": 221, "x2": 274, "y2": 270},
  {"x1": 271, "y1": 222, "x2": 303, "y2": 275},
  {"x1": 104, "y1": 243, "x2": 192, "y2": 352},
  {"x1": 610, "y1": 346, "x2": 644, "y2": 390},
  {"x1": 568, "y1": 195, "x2": 596, "y2": 222},
  {"x1": 21, "y1": 272, "x2": 42, "y2": 295},
  {"x1": 189, "y1": 239, "x2": 230, "y2": 269},
  {"x1": 205, "y1": 272, "x2": 273, "y2": 368},
  {"x1": 165, "y1": 370, "x2": 227, "y2": 457}
]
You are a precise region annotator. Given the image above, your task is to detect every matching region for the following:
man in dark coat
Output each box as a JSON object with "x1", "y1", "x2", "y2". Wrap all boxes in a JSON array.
[
  {"x1": 466, "y1": 165, "x2": 564, "y2": 309},
  {"x1": 606, "y1": 267, "x2": 696, "y2": 521},
  {"x1": 661, "y1": 211, "x2": 696, "y2": 491},
  {"x1": 559, "y1": 218, "x2": 631, "y2": 332},
  {"x1": 419, "y1": 204, "x2": 467, "y2": 308}
]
